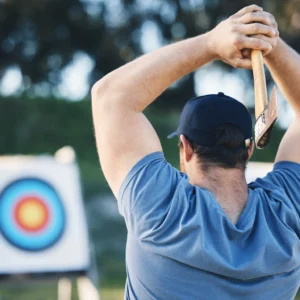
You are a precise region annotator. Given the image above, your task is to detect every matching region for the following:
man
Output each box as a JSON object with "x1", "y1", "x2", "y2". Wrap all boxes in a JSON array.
[{"x1": 92, "y1": 5, "x2": 300, "y2": 299}]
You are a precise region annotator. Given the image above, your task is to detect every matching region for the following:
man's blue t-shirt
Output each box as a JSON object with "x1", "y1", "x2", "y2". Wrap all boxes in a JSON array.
[{"x1": 118, "y1": 152, "x2": 300, "y2": 300}]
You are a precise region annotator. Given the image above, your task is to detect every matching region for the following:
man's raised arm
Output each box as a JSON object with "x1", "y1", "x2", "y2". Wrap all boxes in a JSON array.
[
  {"x1": 91, "y1": 5, "x2": 278, "y2": 198},
  {"x1": 265, "y1": 39, "x2": 300, "y2": 164}
]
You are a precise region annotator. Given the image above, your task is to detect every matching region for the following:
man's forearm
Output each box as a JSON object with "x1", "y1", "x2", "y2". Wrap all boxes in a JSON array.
[
  {"x1": 93, "y1": 6, "x2": 278, "y2": 114},
  {"x1": 92, "y1": 33, "x2": 216, "y2": 112},
  {"x1": 265, "y1": 38, "x2": 300, "y2": 116}
]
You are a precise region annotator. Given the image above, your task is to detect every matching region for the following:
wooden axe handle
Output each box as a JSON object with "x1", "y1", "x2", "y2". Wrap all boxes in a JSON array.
[{"x1": 251, "y1": 50, "x2": 268, "y2": 119}]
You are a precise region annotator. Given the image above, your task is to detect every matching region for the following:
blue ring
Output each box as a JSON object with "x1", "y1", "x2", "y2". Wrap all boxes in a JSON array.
[{"x1": 0, "y1": 178, "x2": 66, "y2": 251}]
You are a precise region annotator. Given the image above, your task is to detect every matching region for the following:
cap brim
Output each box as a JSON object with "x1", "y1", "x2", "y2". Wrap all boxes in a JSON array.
[{"x1": 167, "y1": 132, "x2": 178, "y2": 139}]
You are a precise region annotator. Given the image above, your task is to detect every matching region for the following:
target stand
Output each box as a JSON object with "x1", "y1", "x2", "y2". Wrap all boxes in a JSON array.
[
  {"x1": 58, "y1": 276, "x2": 100, "y2": 300},
  {"x1": 0, "y1": 147, "x2": 100, "y2": 300}
]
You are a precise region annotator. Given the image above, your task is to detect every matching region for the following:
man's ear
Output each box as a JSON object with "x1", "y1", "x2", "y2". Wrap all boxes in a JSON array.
[
  {"x1": 180, "y1": 135, "x2": 194, "y2": 162},
  {"x1": 247, "y1": 141, "x2": 255, "y2": 160}
]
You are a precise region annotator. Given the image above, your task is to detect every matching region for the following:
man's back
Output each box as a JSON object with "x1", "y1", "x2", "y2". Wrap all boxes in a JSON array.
[
  {"x1": 91, "y1": 5, "x2": 300, "y2": 299},
  {"x1": 119, "y1": 153, "x2": 300, "y2": 300}
]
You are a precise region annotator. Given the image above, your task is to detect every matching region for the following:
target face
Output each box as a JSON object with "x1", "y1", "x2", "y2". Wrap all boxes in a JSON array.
[{"x1": 0, "y1": 178, "x2": 66, "y2": 251}]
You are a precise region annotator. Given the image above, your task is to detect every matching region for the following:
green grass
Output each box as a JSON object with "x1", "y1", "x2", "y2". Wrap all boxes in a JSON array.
[
  {"x1": 0, "y1": 285, "x2": 124, "y2": 300},
  {"x1": 1, "y1": 285, "x2": 300, "y2": 300},
  {"x1": 101, "y1": 288, "x2": 124, "y2": 300}
]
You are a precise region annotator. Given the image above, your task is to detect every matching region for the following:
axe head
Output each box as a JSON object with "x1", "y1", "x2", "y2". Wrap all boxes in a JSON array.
[{"x1": 254, "y1": 87, "x2": 278, "y2": 149}]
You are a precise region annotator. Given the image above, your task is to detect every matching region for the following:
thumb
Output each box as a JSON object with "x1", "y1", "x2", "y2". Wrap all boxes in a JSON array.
[{"x1": 232, "y1": 58, "x2": 252, "y2": 69}]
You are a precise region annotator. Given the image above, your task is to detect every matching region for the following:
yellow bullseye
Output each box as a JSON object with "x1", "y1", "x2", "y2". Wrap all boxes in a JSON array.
[{"x1": 15, "y1": 198, "x2": 49, "y2": 232}]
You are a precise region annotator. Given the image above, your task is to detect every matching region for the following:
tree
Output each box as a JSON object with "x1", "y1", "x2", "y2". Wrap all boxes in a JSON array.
[{"x1": 1, "y1": 0, "x2": 299, "y2": 107}]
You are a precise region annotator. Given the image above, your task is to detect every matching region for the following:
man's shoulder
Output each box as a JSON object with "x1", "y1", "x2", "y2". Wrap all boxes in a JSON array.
[{"x1": 248, "y1": 161, "x2": 300, "y2": 224}]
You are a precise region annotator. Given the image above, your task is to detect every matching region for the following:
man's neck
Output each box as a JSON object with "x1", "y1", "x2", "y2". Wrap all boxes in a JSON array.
[{"x1": 190, "y1": 167, "x2": 249, "y2": 224}]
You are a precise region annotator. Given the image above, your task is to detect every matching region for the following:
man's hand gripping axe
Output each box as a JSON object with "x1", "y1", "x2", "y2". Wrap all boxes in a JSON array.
[{"x1": 251, "y1": 50, "x2": 278, "y2": 149}]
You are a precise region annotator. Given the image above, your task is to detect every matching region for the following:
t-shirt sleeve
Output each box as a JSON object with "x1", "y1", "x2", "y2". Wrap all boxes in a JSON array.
[
  {"x1": 118, "y1": 151, "x2": 188, "y2": 240},
  {"x1": 251, "y1": 161, "x2": 300, "y2": 216}
]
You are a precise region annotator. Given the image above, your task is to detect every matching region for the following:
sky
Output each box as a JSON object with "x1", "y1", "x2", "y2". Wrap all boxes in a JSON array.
[{"x1": 0, "y1": 52, "x2": 94, "y2": 100}]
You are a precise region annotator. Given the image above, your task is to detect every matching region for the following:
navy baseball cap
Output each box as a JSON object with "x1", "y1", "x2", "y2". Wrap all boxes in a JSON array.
[{"x1": 168, "y1": 93, "x2": 253, "y2": 149}]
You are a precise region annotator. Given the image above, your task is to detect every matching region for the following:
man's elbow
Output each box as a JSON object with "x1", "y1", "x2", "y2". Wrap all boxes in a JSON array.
[
  {"x1": 92, "y1": 75, "x2": 131, "y2": 119},
  {"x1": 91, "y1": 74, "x2": 113, "y2": 104},
  {"x1": 92, "y1": 73, "x2": 126, "y2": 108}
]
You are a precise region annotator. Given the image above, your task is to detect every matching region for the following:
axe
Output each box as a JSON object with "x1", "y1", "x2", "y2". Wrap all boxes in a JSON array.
[{"x1": 251, "y1": 50, "x2": 278, "y2": 149}]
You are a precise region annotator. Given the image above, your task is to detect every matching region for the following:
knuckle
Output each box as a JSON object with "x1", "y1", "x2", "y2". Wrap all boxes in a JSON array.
[
  {"x1": 254, "y1": 23, "x2": 261, "y2": 31},
  {"x1": 267, "y1": 27, "x2": 275, "y2": 35},
  {"x1": 271, "y1": 23, "x2": 278, "y2": 31},
  {"x1": 268, "y1": 13, "x2": 275, "y2": 21},
  {"x1": 249, "y1": 4, "x2": 257, "y2": 9},
  {"x1": 251, "y1": 11, "x2": 258, "y2": 18},
  {"x1": 272, "y1": 17, "x2": 278, "y2": 25},
  {"x1": 248, "y1": 12, "x2": 258, "y2": 21},
  {"x1": 259, "y1": 12, "x2": 274, "y2": 25},
  {"x1": 268, "y1": 16, "x2": 275, "y2": 24},
  {"x1": 231, "y1": 24, "x2": 239, "y2": 33},
  {"x1": 264, "y1": 12, "x2": 271, "y2": 18},
  {"x1": 251, "y1": 4, "x2": 261, "y2": 11},
  {"x1": 267, "y1": 17, "x2": 274, "y2": 26},
  {"x1": 244, "y1": 12, "x2": 253, "y2": 20},
  {"x1": 266, "y1": 44, "x2": 272, "y2": 51},
  {"x1": 233, "y1": 36, "x2": 242, "y2": 47},
  {"x1": 269, "y1": 15, "x2": 277, "y2": 26},
  {"x1": 253, "y1": 39, "x2": 262, "y2": 48}
]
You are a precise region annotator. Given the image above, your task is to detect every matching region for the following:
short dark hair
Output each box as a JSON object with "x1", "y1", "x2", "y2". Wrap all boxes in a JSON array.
[{"x1": 180, "y1": 124, "x2": 250, "y2": 171}]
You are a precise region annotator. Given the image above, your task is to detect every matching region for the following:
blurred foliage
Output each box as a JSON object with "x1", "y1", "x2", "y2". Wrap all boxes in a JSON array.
[
  {"x1": 0, "y1": 96, "x2": 179, "y2": 195},
  {"x1": 0, "y1": 95, "x2": 285, "y2": 199},
  {"x1": 0, "y1": 97, "x2": 95, "y2": 159},
  {"x1": 1, "y1": 0, "x2": 300, "y2": 108}
]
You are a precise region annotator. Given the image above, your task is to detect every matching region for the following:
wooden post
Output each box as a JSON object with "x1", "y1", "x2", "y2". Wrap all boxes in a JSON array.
[
  {"x1": 58, "y1": 278, "x2": 72, "y2": 300},
  {"x1": 77, "y1": 276, "x2": 100, "y2": 300}
]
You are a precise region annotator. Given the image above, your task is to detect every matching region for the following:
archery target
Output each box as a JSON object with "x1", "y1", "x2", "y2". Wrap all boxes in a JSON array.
[
  {"x1": 0, "y1": 178, "x2": 66, "y2": 251},
  {"x1": 0, "y1": 153, "x2": 90, "y2": 275}
]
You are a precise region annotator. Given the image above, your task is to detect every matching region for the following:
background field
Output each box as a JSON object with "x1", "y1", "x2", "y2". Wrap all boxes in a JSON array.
[
  {"x1": 0, "y1": 285, "x2": 124, "y2": 300},
  {"x1": 1, "y1": 286, "x2": 300, "y2": 300}
]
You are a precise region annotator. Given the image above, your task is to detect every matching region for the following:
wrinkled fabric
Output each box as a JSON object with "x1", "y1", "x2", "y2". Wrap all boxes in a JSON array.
[{"x1": 118, "y1": 152, "x2": 300, "y2": 300}]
